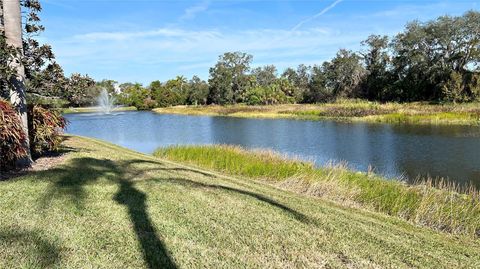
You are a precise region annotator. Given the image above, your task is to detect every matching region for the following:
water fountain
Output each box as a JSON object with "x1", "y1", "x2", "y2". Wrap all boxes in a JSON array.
[{"x1": 97, "y1": 88, "x2": 116, "y2": 114}]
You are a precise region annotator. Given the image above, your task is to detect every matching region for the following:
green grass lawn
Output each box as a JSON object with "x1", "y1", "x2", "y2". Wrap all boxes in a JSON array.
[
  {"x1": 153, "y1": 99, "x2": 480, "y2": 125},
  {"x1": 1, "y1": 136, "x2": 479, "y2": 268}
]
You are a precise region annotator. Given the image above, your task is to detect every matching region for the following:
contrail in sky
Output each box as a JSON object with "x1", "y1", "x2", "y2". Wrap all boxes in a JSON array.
[{"x1": 291, "y1": 0, "x2": 344, "y2": 32}]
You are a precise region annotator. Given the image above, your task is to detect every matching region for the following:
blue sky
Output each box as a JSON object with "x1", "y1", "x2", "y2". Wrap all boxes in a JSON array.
[{"x1": 39, "y1": 0, "x2": 479, "y2": 84}]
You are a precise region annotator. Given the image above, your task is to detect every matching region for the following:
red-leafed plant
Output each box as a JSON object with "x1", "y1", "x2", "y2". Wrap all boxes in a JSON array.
[
  {"x1": 28, "y1": 105, "x2": 67, "y2": 156},
  {"x1": 0, "y1": 99, "x2": 28, "y2": 170}
]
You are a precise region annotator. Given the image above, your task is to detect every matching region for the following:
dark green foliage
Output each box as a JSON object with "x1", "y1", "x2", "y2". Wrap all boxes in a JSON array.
[
  {"x1": 26, "y1": 94, "x2": 69, "y2": 109},
  {"x1": 119, "y1": 83, "x2": 155, "y2": 110},
  {"x1": 252, "y1": 65, "x2": 278, "y2": 87},
  {"x1": 19, "y1": 0, "x2": 68, "y2": 106},
  {"x1": 27, "y1": 62, "x2": 67, "y2": 100},
  {"x1": 150, "y1": 80, "x2": 182, "y2": 108},
  {"x1": 0, "y1": 99, "x2": 28, "y2": 170},
  {"x1": 275, "y1": 78, "x2": 300, "y2": 102},
  {"x1": 21, "y1": 0, "x2": 56, "y2": 82},
  {"x1": 465, "y1": 72, "x2": 480, "y2": 98},
  {"x1": 282, "y1": 65, "x2": 311, "y2": 102},
  {"x1": 389, "y1": 11, "x2": 480, "y2": 101},
  {"x1": 244, "y1": 81, "x2": 294, "y2": 105},
  {"x1": 324, "y1": 49, "x2": 366, "y2": 98},
  {"x1": 442, "y1": 72, "x2": 466, "y2": 102},
  {"x1": 442, "y1": 71, "x2": 480, "y2": 102},
  {"x1": 186, "y1": 76, "x2": 209, "y2": 105},
  {"x1": 304, "y1": 64, "x2": 334, "y2": 103},
  {"x1": 208, "y1": 52, "x2": 253, "y2": 104},
  {"x1": 65, "y1": 74, "x2": 97, "y2": 107},
  {"x1": 27, "y1": 105, "x2": 67, "y2": 157},
  {"x1": 361, "y1": 35, "x2": 391, "y2": 100}
]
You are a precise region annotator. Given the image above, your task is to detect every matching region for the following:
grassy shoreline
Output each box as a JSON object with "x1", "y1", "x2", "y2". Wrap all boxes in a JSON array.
[
  {"x1": 153, "y1": 100, "x2": 480, "y2": 125},
  {"x1": 61, "y1": 106, "x2": 137, "y2": 114},
  {"x1": 155, "y1": 144, "x2": 480, "y2": 238},
  {"x1": 2, "y1": 136, "x2": 479, "y2": 268}
]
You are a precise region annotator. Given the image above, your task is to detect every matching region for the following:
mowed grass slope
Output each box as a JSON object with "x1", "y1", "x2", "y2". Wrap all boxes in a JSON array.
[
  {"x1": 1, "y1": 136, "x2": 479, "y2": 268},
  {"x1": 155, "y1": 145, "x2": 480, "y2": 238}
]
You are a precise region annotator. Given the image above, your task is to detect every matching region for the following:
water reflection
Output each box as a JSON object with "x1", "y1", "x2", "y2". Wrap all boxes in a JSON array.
[{"x1": 65, "y1": 111, "x2": 480, "y2": 187}]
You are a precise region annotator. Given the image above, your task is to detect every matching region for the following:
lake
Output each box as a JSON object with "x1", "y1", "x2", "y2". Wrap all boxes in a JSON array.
[{"x1": 65, "y1": 111, "x2": 480, "y2": 187}]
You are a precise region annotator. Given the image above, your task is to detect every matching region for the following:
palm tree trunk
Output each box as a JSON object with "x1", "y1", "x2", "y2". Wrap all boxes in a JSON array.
[
  {"x1": 3, "y1": 0, "x2": 32, "y2": 167},
  {"x1": 0, "y1": 3, "x2": 4, "y2": 33},
  {"x1": 0, "y1": 4, "x2": 6, "y2": 97}
]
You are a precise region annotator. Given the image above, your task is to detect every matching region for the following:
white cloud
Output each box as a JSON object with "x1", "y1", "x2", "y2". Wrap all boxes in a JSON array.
[
  {"x1": 371, "y1": 3, "x2": 447, "y2": 18},
  {"x1": 74, "y1": 28, "x2": 222, "y2": 42},
  {"x1": 291, "y1": 0, "x2": 343, "y2": 31},
  {"x1": 53, "y1": 25, "x2": 366, "y2": 82},
  {"x1": 180, "y1": 0, "x2": 210, "y2": 21},
  {"x1": 66, "y1": 26, "x2": 354, "y2": 60}
]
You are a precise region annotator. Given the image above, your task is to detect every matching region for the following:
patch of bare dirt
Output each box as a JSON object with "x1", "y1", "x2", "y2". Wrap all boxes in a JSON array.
[{"x1": 0, "y1": 151, "x2": 69, "y2": 181}]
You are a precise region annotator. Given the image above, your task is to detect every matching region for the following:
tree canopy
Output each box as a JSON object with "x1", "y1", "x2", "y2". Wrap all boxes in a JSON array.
[{"x1": 2, "y1": 8, "x2": 479, "y2": 110}]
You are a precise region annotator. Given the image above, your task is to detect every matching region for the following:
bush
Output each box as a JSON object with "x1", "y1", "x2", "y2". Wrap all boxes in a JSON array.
[
  {"x1": 27, "y1": 94, "x2": 70, "y2": 108},
  {"x1": 153, "y1": 87, "x2": 183, "y2": 108},
  {"x1": 28, "y1": 105, "x2": 67, "y2": 157},
  {"x1": 0, "y1": 99, "x2": 28, "y2": 170},
  {"x1": 141, "y1": 97, "x2": 157, "y2": 110},
  {"x1": 245, "y1": 85, "x2": 292, "y2": 105},
  {"x1": 442, "y1": 72, "x2": 466, "y2": 103},
  {"x1": 118, "y1": 84, "x2": 155, "y2": 110}
]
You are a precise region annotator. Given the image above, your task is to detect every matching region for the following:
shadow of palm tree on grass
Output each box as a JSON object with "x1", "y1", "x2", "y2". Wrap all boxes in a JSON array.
[
  {"x1": 114, "y1": 178, "x2": 176, "y2": 269},
  {"x1": 39, "y1": 157, "x2": 177, "y2": 269},
  {"x1": 40, "y1": 155, "x2": 310, "y2": 268},
  {"x1": 156, "y1": 177, "x2": 310, "y2": 223},
  {"x1": 39, "y1": 158, "x2": 112, "y2": 210}
]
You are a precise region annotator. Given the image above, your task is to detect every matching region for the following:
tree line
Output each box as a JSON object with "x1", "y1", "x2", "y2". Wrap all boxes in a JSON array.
[
  {"x1": 2, "y1": 10, "x2": 480, "y2": 111},
  {"x1": 107, "y1": 11, "x2": 480, "y2": 109}
]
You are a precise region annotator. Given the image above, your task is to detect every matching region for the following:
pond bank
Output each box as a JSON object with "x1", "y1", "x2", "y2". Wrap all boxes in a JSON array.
[
  {"x1": 1, "y1": 136, "x2": 479, "y2": 268},
  {"x1": 61, "y1": 106, "x2": 137, "y2": 114},
  {"x1": 153, "y1": 100, "x2": 480, "y2": 125},
  {"x1": 155, "y1": 144, "x2": 480, "y2": 238}
]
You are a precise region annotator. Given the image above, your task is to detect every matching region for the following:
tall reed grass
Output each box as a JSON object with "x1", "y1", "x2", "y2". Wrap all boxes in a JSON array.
[{"x1": 155, "y1": 145, "x2": 480, "y2": 238}]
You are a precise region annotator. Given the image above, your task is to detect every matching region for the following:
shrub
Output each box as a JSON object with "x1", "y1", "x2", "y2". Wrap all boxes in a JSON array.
[
  {"x1": 119, "y1": 84, "x2": 155, "y2": 110},
  {"x1": 28, "y1": 105, "x2": 67, "y2": 157},
  {"x1": 141, "y1": 97, "x2": 157, "y2": 110},
  {"x1": 442, "y1": 72, "x2": 467, "y2": 103},
  {"x1": 0, "y1": 99, "x2": 28, "y2": 170},
  {"x1": 245, "y1": 85, "x2": 291, "y2": 105},
  {"x1": 244, "y1": 86, "x2": 264, "y2": 105},
  {"x1": 27, "y1": 94, "x2": 70, "y2": 108},
  {"x1": 153, "y1": 87, "x2": 183, "y2": 108}
]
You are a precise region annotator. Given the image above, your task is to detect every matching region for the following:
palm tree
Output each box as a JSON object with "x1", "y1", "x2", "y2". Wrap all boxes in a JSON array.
[
  {"x1": 0, "y1": 4, "x2": 4, "y2": 33},
  {"x1": 3, "y1": 0, "x2": 32, "y2": 166}
]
